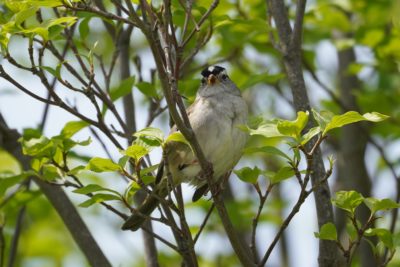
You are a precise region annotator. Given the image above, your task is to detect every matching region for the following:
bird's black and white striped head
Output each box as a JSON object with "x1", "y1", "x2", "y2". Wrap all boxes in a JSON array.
[
  {"x1": 198, "y1": 65, "x2": 241, "y2": 97},
  {"x1": 201, "y1": 65, "x2": 228, "y2": 86}
]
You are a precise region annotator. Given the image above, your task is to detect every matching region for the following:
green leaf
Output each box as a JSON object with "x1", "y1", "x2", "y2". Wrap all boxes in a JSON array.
[
  {"x1": 141, "y1": 175, "x2": 155, "y2": 185},
  {"x1": 61, "y1": 121, "x2": 89, "y2": 138},
  {"x1": 110, "y1": 76, "x2": 135, "y2": 101},
  {"x1": 0, "y1": 172, "x2": 30, "y2": 195},
  {"x1": 134, "y1": 127, "x2": 164, "y2": 147},
  {"x1": 67, "y1": 165, "x2": 85, "y2": 176},
  {"x1": 312, "y1": 110, "x2": 333, "y2": 129},
  {"x1": 73, "y1": 184, "x2": 120, "y2": 196},
  {"x1": 15, "y1": 7, "x2": 38, "y2": 26},
  {"x1": 364, "y1": 198, "x2": 400, "y2": 214},
  {"x1": 21, "y1": 136, "x2": 55, "y2": 158},
  {"x1": 0, "y1": 149, "x2": 21, "y2": 174},
  {"x1": 124, "y1": 181, "x2": 141, "y2": 200},
  {"x1": 42, "y1": 16, "x2": 77, "y2": 29},
  {"x1": 360, "y1": 29, "x2": 384, "y2": 48},
  {"x1": 118, "y1": 155, "x2": 130, "y2": 168},
  {"x1": 277, "y1": 111, "x2": 309, "y2": 139},
  {"x1": 78, "y1": 193, "x2": 121, "y2": 208},
  {"x1": 136, "y1": 81, "x2": 158, "y2": 98},
  {"x1": 40, "y1": 65, "x2": 62, "y2": 79},
  {"x1": 27, "y1": 0, "x2": 65, "y2": 8},
  {"x1": 270, "y1": 166, "x2": 295, "y2": 184},
  {"x1": 327, "y1": 155, "x2": 335, "y2": 170},
  {"x1": 140, "y1": 164, "x2": 159, "y2": 177},
  {"x1": 239, "y1": 72, "x2": 284, "y2": 90},
  {"x1": 86, "y1": 157, "x2": 121, "y2": 173},
  {"x1": 22, "y1": 128, "x2": 42, "y2": 140},
  {"x1": 323, "y1": 111, "x2": 389, "y2": 135},
  {"x1": 31, "y1": 157, "x2": 48, "y2": 172},
  {"x1": 245, "y1": 120, "x2": 284, "y2": 138},
  {"x1": 365, "y1": 228, "x2": 394, "y2": 249},
  {"x1": 314, "y1": 222, "x2": 338, "y2": 241},
  {"x1": 332, "y1": 191, "x2": 364, "y2": 214},
  {"x1": 301, "y1": 126, "x2": 321, "y2": 145},
  {"x1": 165, "y1": 132, "x2": 190, "y2": 147},
  {"x1": 79, "y1": 16, "x2": 91, "y2": 40},
  {"x1": 234, "y1": 166, "x2": 261, "y2": 184},
  {"x1": 122, "y1": 144, "x2": 149, "y2": 162},
  {"x1": 363, "y1": 112, "x2": 390, "y2": 122},
  {"x1": 133, "y1": 127, "x2": 164, "y2": 145},
  {"x1": 41, "y1": 164, "x2": 61, "y2": 181},
  {"x1": 244, "y1": 146, "x2": 291, "y2": 161}
]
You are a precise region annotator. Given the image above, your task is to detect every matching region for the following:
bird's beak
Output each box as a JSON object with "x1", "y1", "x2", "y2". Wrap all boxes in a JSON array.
[{"x1": 207, "y1": 74, "x2": 216, "y2": 85}]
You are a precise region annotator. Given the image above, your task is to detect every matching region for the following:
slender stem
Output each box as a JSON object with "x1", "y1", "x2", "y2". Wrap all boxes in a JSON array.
[
  {"x1": 7, "y1": 202, "x2": 27, "y2": 267},
  {"x1": 194, "y1": 203, "x2": 215, "y2": 244},
  {"x1": 251, "y1": 183, "x2": 273, "y2": 262}
]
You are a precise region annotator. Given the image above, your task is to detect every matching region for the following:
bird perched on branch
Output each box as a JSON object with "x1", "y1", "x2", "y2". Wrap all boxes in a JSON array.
[{"x1": 122, "y1": 65, "x2": 248, "y2": 231}]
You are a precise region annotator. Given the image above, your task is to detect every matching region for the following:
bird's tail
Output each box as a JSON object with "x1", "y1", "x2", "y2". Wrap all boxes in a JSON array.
[{"x1": 121, "y1": 182, "x2": 169, "y2": 231}]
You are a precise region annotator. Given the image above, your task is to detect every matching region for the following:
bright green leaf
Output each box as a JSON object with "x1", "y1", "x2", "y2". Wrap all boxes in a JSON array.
[
  {"x1": 277, "y1": 111, "x2": 309, "y2": 139},
  {"x1": 21, "y1": 136, "x2": 55, "y2": 158},
  {"x1": 365, "y1": 228, "x2": 394, "y2": 249},
  {"x1": 136, "y1": 81, "x2": 158, "y2": 98},
  {"x1": 42, "y1": 17, "x2": 77, "y2": 29},
  {"x1": 234, "y1": 166, "x2": 261, "y2": 184},
  {"x1": 140, "y1": 164, "x2": 159, "y2": 176},
  {"x1": 73, "y1": 184, "x2": 120, "y2": 196},
  {"x1": 362, "y1": 112, "x2": 390, "y2": 122},
  {"x1": 301, "y1": 126, "x2": 321, "y2": 145},
  {"x1": 332, "y1": 190, "x2": 364, "y2": 214},
  {"x1": 323, "y1": 111, "x2": 389, "y2": 135},
  {"x1": 15, "y1": 7, "x2": 38, "y2": 26},
  {"x1": 270, "y1": 166, "x2": 294, "y2": 184},
  {"x1": 78, "y1": 193, "x2": 121, "y2": 208},
  {"x1": 124, "y1": 181, "x2": 141, "y2": 200},
  {"x1": 118, "y1": 155, "x2": 130, "y2": 168},
  {"x1": 122, "y1": 144, "x2": 149, "y2": 162},
  {"x1": 245, "y1": 121, "x2": 284, "y2": 138},
  {"x1": 61, "y1": 121, "x2": 89, "y2": 138},
  {"x1": 67, "y1": 165, "x2": 85, "y2": 176},
  {"x1": 0, "y1": 172, "x2": 30, "y2": 195},
  {"x1": 86, "y1": 157, "x2": 121, "y2": 172},
  {"x1": 0, "y1": 149, "x2": 21, "y2": 174},
  {"x1": 134, "y1": 127, "x2": 164, "y2": 147},
  {"x1": 41, "y1": 164, "x2": 61, "y2": 181},
  {"x1": 165, "y1": 132, "x2": 190, "y2": 147},
  {"x1": 244, "y1": 146, "x2": 291, "y2": 161},
  {"x1": 79, "y1": 16, "x2": 91, "y2": 40},
  {"x1": 312, "y1": 110, "x2": 334, "y2": 129},
  {"x1": 314, "y1": 222, "x2": 338, "y2": 241},
  {"x1": 141, "y1": 175, "x2": 155, "y2": 185},
  {"x1": 364, "y1": 198, "x2": 400, "y2": 214},
  {"x1": 110, "y1": 76, "x2": 135, "y2": 101}
]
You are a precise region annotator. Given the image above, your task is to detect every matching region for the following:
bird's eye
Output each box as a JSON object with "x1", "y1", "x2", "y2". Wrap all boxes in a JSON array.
[{"x1": 221, "y1": 74, "x2": 228, "y2": 80}]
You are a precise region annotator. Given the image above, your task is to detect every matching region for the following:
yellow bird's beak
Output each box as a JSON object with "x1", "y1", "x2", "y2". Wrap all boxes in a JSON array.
[{"x1": 207, "y1": 74, "x2": 216, "y2": 85}]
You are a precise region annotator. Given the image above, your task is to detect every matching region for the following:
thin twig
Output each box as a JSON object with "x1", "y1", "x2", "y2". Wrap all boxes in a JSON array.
[
  {"x1": 194, "y1": 203, "x2": 215, "y2": 244},
  {"x1": 251, "y1": 183, "x2": 273, "y2": 261}
]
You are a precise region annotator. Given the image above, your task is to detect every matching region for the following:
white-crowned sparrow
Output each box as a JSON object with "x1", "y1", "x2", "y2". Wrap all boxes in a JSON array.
[{"x1": 122, "y1": 65, "x2": 248, "y2": 231}]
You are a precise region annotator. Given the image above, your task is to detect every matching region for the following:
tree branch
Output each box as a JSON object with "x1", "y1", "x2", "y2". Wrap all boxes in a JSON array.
[
  {"x1": 0, "y1": 114, "x2": 112, "y2": 267},
  {"x1": 266, "y1": 1, "x2": 340, "y2": 266}
]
